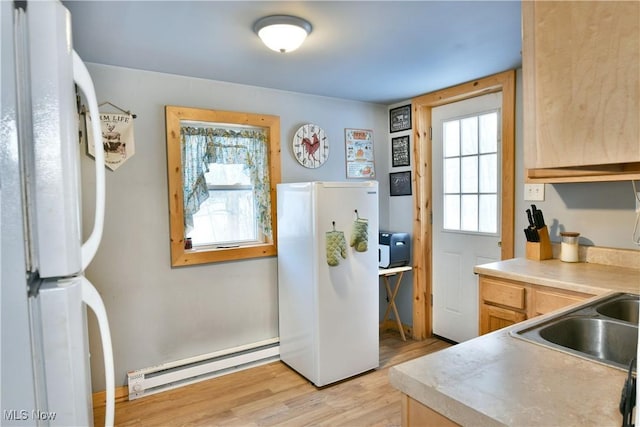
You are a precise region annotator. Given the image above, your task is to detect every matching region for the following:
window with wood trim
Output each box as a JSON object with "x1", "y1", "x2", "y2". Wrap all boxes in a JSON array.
[{"x1": 165, "y1": 106, "x2": 281, "y2": 266}]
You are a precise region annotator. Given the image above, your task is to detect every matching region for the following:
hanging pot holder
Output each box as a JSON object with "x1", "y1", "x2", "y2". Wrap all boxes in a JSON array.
[
  {"x1": 350, "y1": 210, "x2": 369, "y2": 253},
  {"x1": 326, "y1": 222, "x2": 347, "y2": 266}
]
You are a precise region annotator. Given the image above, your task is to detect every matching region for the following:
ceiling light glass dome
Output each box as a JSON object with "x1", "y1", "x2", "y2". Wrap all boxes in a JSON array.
[{"x1": 253, "y1": 15, "x2": 312, "y2": 53}]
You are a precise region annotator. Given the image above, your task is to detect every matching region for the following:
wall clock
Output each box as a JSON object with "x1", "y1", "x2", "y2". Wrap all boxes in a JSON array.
[{"x1": 292, "y1": 123, "x2": 329, "y2": 168}]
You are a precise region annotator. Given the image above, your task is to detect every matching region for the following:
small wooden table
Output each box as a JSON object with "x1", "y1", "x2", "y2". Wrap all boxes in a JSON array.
[{"x1": 379, "y1": 266, "x2": 412, "y2": 341}]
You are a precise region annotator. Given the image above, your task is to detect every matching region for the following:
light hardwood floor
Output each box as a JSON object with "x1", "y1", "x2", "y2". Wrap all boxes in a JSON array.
[{"x1": 95, "y1": 331, "x2": 451, "y2": 426}]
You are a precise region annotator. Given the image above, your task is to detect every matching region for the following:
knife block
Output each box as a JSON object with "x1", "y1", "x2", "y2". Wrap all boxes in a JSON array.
[{"x1": 525, "y1": 226, "x2": 553, "y2": 261}]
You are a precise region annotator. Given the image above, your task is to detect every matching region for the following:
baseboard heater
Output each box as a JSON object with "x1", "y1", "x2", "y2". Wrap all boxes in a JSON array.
[{"x1": 127, "y1": 338, "x2": 279, "y2": 400}]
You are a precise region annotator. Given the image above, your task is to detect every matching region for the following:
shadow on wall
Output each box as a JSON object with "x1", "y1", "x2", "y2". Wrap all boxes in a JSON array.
[
  {"x1": 553, "y1": 181, "x2": 636, "y2": 210},
  {"x1": 547, "y1": 218, "x2": 594, "y2": 246},
  {"x1": 548, "y1": 181, "x2": 638, "y2": 247}
]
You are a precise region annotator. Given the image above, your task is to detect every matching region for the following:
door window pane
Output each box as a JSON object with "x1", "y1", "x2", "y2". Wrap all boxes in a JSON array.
[
  {"x1": 479, "y1": 154, "x2": 497, "y2": 193},
  {"x1": 479, "y1": 112, "x2": 498, "y2": 153},
  {"x1": 479, "y1": 194, "x2": 497, "y2": 233},
  {"x1": 460, "y1": 117, "x2": 478, "y2": 155},
  {"x1": 444, "y1": 158, "x2": 460, "y2": 193},
  {"x1": 444, "y1": 120, "x2": 460, "y2": 157},
  {"x1": 461, "y1": 156, "x2": 478, "y2": 193},
  {"x1": 444, "y1": 195, "x2": 461, "y2": 230},
  {"x1": 461, "y1": 195, "x2": 478, "y2": 231},
  {"x1": 441, "y1": 109, "x2": 499, "y2": 234}
]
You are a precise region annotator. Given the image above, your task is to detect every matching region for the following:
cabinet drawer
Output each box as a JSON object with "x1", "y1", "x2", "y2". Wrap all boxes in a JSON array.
[
  {"x1": 481, "y1": 278, "x2": 526, "y2": 310},
  {"x1": 533, "y1": 289, "x2": 590, "y2": 315}
]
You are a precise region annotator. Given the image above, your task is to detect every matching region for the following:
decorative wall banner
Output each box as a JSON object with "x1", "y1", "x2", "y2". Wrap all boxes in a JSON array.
[
  {"x1": 86, "y1": 112, "x2": 135, "y2": 171},
  {"x1": 345, "y1": 128, "x2": 375, "y2": 178}
]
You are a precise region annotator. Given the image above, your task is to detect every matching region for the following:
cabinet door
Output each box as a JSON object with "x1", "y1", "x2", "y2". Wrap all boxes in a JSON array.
[
  {"x1": 480, "y1": 304, "x2": 526, "y2": 335},
  {"x1": 523, "y1": 1, "x2": 640, "y2": 170}
]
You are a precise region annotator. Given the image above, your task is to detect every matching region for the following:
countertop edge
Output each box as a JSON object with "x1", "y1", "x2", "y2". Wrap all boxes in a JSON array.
[
  {"x1": 389, "y1": 364, "x2": 507, "y2": 427},
  {"x1": 473, "y1": 257, "x2": 640, "y2": 295}
]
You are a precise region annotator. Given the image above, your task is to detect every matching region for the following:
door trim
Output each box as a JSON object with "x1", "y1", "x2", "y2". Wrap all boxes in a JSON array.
[{"x1": 410, "y1": 70, "x2": 516, "y2": 340}]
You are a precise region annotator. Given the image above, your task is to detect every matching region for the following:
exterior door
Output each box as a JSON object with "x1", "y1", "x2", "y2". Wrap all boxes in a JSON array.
[{"x1": 432, "y1": 93, "x2": 502, "y2": 342}]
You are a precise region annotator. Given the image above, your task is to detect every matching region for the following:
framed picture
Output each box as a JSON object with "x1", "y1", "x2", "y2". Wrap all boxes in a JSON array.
[
  {"x1": 391, "y1": 135, "x2": 410, "y2": 167},
  {"x1": 389, "y1": 171, "x2": 412, "y2": 196},
  {"x1": 345, "y1": 128, "x2": 375, "y2": 178},
  {"x1": 389, "y1": 104, "x2": 411, "y2": 133}
]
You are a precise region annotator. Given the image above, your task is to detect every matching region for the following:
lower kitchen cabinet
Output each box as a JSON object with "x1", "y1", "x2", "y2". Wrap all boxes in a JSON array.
[
  {"x1": 478, "y1": 275, "x2": 594, "y2": 335},
  {"x1": 479, "y1": 276, "x2": 528, "y2": 334},
  {"x1": 401, "y1": 394, "x2": 459, "y2": 427},
  {"x1": 480, "y1": 304, "x2": 527, "y2": 333}
]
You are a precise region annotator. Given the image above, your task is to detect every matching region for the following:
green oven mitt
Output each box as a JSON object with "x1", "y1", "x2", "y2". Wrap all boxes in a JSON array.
[
  {"x1": 350, "y1": 216, "x2": 369, "y2": 252},
  {"x1": 326, "y1": 230, "x2": 347, "y2": 266}
]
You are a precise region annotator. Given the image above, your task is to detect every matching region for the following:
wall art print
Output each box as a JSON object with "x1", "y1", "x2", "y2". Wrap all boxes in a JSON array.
[
  {"x1": 389, "y1": 104, "x2": 411, "y2": 133},
  {"x1": 345, "y1": 128, "x2": 375, "y2": 178},
  {"x1": 391, "y1": 135, "x2": 410, "y2": 167},
  {"x1": 390, "y1": 171, "x2": 412, "y2": 196}
]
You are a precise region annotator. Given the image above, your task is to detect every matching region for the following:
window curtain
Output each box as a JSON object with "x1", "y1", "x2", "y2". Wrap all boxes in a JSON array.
[{"x1": 180, "y1": 126, "x2": 272, "y2": 240}]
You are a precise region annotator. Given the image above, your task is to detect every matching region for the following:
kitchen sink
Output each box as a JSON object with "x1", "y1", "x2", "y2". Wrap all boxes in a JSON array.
[
  {"x1": 596, "y1": 297, "x2": 639, "y2": 323},
  {"x1": 511, "y1": 293, "x2": 639, "y2": 370},
  {"x1": 538, "y1": 317, "x2": 637, "y2": 367}
]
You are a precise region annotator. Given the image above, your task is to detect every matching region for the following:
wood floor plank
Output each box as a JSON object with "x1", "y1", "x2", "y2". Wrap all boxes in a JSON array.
[{"x1": 96, "y1": 331, "x2": 450, "y2": 426}]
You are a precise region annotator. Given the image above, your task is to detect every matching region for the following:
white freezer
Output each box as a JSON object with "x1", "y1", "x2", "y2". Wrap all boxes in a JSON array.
[{"x1": 277, "y1": 181, "x2": 379, "y2": 386}]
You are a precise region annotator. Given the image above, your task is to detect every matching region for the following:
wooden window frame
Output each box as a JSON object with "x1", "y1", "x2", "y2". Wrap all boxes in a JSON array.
[{"x1": 165, "y1": 106, "x2": 281, "y2": 266}]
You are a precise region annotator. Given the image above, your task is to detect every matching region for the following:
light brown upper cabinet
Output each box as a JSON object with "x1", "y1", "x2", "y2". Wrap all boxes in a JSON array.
[
  {"x1": 522, "y1": 1, "x2": 640, "y2": 183},
  {"x1": 165, "y1": 106, "x2": 281, "y2": 266}
]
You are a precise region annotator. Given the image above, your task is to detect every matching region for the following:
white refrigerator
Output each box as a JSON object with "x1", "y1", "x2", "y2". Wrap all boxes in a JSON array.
[
  {"x1": 277, "y1": 181, "x2": 379, "y2": 387},
  {"x1": 1, "y1": 1, "x2": 114, "y2": 426}
]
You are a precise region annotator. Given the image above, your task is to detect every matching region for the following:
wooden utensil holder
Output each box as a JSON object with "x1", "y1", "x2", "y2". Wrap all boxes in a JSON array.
[{"x1": 525, "y1": 226, "x2": 553, "y2": 261}]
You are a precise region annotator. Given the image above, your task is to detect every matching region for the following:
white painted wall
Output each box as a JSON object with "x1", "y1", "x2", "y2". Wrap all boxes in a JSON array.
[
  {"x1": 81, "y1": 64, "x2": 389, "y2": 389},
  {"x1": 84, "y1": 64, "x2": 638, "y2": 389},
  {"x1": 386, "y1": 69, "x2": 640, "y2": 337}
]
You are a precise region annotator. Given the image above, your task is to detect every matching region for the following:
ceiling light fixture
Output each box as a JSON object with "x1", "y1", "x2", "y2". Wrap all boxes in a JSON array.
[{"x1": 253, "y1": 15, "x2": 312, "y2": 54}]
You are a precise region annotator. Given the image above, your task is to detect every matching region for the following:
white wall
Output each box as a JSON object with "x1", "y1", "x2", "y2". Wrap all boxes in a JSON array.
[
  {"x1": 386, "y1": 69, "x2": 640, "y2": 337},
  {"x1": 82, "y1": 64, "x2": 389, "y2": 389},
  {"x1": 84, "y1": 64, "x2": 638, "y2": 389}
]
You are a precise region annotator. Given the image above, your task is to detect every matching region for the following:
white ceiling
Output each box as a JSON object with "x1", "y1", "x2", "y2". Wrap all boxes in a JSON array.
[{"x1": 63, "y1": 1, "x2": 522, "y2": 105}]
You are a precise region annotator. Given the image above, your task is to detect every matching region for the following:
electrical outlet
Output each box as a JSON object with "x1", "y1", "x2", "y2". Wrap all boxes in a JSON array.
[{"x1": 524, "y1": 183, "x2": 545, "y2": 201}]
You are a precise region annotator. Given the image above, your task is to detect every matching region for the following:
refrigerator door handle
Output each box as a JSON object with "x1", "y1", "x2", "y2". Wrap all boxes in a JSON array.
[
  {"x1": 72, "y1": 50, "x2": 105, "y2": 270},
  {"x1": 80, "y1": 277, "x2": 115, "y2": 427}
]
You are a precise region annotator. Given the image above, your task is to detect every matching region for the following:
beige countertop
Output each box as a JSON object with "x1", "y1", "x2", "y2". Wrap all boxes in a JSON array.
[
  {"x1": 473, "y1": 257, "x2": 640, "y2": 295},
  {"x1": 389, "y1": 255, "x2": 639, "y2": 426},
  {"x1": 389, "y1": 314, "x2": 629, "y2": 426}
]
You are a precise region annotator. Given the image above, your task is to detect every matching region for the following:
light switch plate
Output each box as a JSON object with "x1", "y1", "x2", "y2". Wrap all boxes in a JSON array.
[{"x1": 524, "y1": 183, "x2": 545, "y2": 201}]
